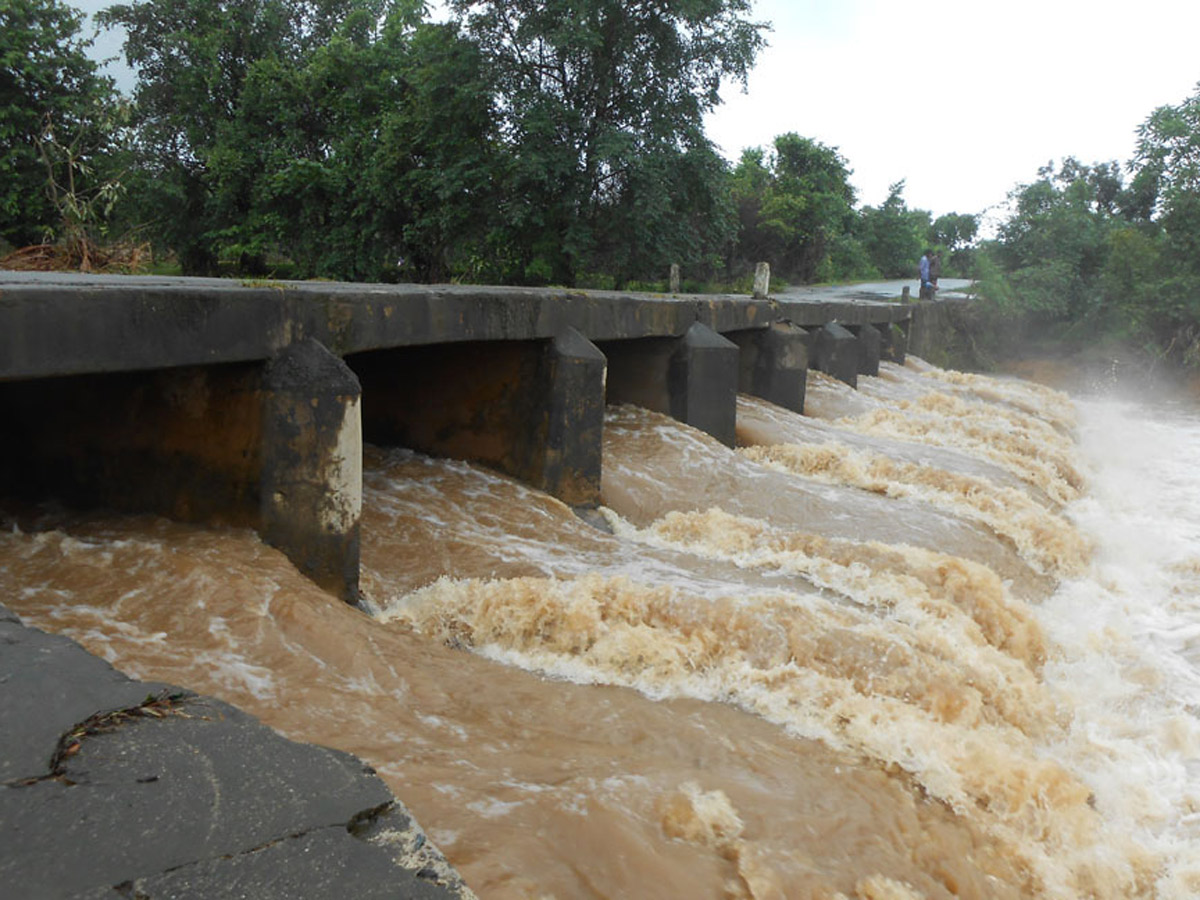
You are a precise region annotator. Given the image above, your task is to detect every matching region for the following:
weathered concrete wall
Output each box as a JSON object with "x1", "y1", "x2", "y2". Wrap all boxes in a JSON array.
[
  {"x1": 349, "y1": 331, "x2": 605, "y2": 507},
  {"x1": 351, "y1": 340, "x2": 539, "y2": 475},
  {"x1": 906, "y1": 299, "x2": 982, "y2": 369},
  {"x1": 0, "y1": 274, "x2": 777, "y2": 381},
  {"x1": 773, "y1": 298, "x2": 912, "y2": 329},
  {"x1": 0, "y1": 363, "x2": 263, "y2": 524}
]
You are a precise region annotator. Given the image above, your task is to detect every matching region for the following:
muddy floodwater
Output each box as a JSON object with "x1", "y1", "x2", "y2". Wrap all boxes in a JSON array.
[{"x1": 5, "y1": 358, "x2": 1200, "y2": 898}]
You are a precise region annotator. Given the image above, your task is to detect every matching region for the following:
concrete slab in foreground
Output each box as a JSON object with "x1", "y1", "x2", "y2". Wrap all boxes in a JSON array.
[{"x1": 0, "y1": 602, "x2": 476, "y2": 899}]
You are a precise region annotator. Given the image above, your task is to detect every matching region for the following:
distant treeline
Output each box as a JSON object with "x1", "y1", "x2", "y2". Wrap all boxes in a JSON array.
[
  {"x1": 2, "y1": 0, "x2": 976, "y2": 289},
  {"x1": 966, "y1": 84, "x2": 1200, "y2": 375}
]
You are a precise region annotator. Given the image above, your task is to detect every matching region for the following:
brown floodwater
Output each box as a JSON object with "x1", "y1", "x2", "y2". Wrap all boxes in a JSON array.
[{"x1": 0, "y1": 358, "x2": 1178, "y2": 898}]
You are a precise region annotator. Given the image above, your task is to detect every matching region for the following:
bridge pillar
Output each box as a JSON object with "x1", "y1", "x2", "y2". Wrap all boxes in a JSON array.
[
  {"x1": 728, "y1": 322, "x2": 809, "y2": 414},
  {"x1": 261, "y1": 339, "x2": 362, "y2": 604},
  {"x1": 671, "y1": 322, "x2": 739, "y2": 446},
  {"x1": 813, "y1": 323, "x2": 860, "y2": 388},
  {"x1": 881, "y1": 321, "x2": 909, "y2": 364},
  {"x1": 848, "y1": 324, "x2": 882, "y2": 377},
  {"x1": 602, "y1": 322, "x2": 739, "y2": 446},
  {"x1": 524, "y1": 328, "x2": 606, "y2": 506}
]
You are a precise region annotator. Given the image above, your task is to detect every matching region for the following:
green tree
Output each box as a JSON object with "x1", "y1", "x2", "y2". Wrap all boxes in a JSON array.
[
  {"x1": 981, "y1": 148, "x2": 1200, "y2": 368},
  {"x1": 100, "y1": 0, "x2": 404, "y2": 274},
  {"x1": 856, "y1": 180, "x2": 930, "y2": 278},
  {"x1": 730, "y1": 133, "x2": 859, "y2": 282},
  {"x1": 1132, "y1": 85, "x2": 1200, "y2": 214},
  {"x1": 991, "y1": 158, "x2": 1119, "y2": 318},
  {"x1": 1133, "y1": 85, "x2": 1200, "y2": 285},
  {"x1": 0, "y1": 0, "x2": 119, "y2": 247},
  {"x1": 215, "y1": 10, "x2": 497, "y2": 281},
  {"x1": 727, "y1": 146, "x2": 772, "y2": 276},
  {"x1": 929, "y1": 211, "x2": 978, "y2": 254},
  {"x1": 448, "y1": 0, "x2": 766, "y2": 285}
]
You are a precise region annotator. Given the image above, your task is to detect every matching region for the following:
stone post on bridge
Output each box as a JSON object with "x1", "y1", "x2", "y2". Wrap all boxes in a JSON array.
[
  {"x1": 260, "y1": 339, "x2": 363, "y2": 604},
  {"x1": 753, "y1": 262, "x2": 771, "y2": 300}
]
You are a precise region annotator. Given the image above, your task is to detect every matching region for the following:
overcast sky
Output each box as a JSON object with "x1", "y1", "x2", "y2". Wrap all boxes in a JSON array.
[
  {"x1": 704, "y1": 0, "x2": 1200, "y2": 223},
  {"x1": 74, "y1": 0, "x2": 1200, "y2": 225}
]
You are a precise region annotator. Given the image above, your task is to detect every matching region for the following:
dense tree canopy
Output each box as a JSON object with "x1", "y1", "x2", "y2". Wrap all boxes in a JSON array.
[
  {"x1": 448, "y1": 0, "x2": 766, "y2": 285},
  {"x1": 0, "y1": 0, "x2": 118, "y2": 246},
  {"x1": 975, "y1": 82, "x2": 1200, "y2": 371},
  {"x1": 730, "y1": 134, "x2": 859, "y2": 282},
  {"x1": 856, "y1": 181, "x2": 930, "y2": 279},
  {"x1": 99, "y1": 0, "x2": 433, "y2": 275},
  {"x1": 6, "y1": 0, "x2": 976, "y2": 292}
]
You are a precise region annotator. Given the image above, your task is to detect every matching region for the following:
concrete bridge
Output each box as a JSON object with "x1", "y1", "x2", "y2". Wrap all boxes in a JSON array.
[{"x1": 0, "y1": 271, "x2": 922, "y2": 603}]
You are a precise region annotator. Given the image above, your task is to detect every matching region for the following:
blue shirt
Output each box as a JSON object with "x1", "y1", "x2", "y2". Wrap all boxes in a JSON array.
[{"x1": 919, "y1": 255, "x2": 931, "y2": 284}]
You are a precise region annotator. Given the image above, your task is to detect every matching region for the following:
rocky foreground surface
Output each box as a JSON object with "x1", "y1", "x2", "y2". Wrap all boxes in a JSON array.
[{"x1": 0, "y1": 602, "x2": 476, "y2": 899}]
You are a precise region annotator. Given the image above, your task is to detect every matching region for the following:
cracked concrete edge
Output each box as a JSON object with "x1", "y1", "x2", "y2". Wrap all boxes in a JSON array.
[
  {"x1": 73, "y1": 820, "x2": 474, "y2": 900},
  {"x1": 85, "y1": 804, "x2": 479, "y2": 900},
  {"x1": 1, "y1": 602, "x2": 478, "y2": 899},
  {"x1": 43, "y1": 689, "x2": 197, "y2": 781},
  {"x1": 0, "y1": 603, "x2": 183, "y2": 783},
  {"x1": 354, "y1": 801, "x2": 479, "y2": 895}
]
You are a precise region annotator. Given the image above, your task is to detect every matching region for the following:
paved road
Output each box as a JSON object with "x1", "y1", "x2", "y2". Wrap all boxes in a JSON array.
[{"x1": 777, "y1": 278, "x2": 972, "y2": 303}]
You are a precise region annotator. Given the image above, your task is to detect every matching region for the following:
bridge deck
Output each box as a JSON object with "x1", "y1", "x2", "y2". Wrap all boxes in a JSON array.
[{"x1": 0, "y1": 272, "x2": 910, "y2": 381}]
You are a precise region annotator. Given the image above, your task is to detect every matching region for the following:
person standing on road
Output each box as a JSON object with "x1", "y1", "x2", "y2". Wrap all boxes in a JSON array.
[
  {"x1": 918, "y1": 249, "x2": 935, "y2": 300},
  {"x1": 930, "y1": 251, "x2": 942, "y2": 292}
]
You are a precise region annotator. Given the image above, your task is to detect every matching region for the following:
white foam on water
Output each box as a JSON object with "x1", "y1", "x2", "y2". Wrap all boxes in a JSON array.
[{"x1": 1038, "y1": 397, "x2": 1200, "y2": 897}]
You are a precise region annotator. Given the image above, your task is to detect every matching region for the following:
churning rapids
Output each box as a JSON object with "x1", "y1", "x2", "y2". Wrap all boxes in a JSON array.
[{"x1": 4, "y1": 357, "x2": 1200, "y2": 899}]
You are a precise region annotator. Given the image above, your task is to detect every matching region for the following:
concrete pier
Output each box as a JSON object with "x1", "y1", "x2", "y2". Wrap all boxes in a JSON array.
[
  {"x1": 261, "y1": 339, "x2": 363, "y2": 602},
  {"x1": 602, "y1": 323, "x2": 739, "y2": 447},
  {"x1": 848, "y1": 323, "x2": 882, "y2": 377},
  {"x1": 729, "y1": 322, "x2": 810, "y2": 414},
  {"x1": 669, "y1": 322, "x2": 739, "y2": 447},
  {"x1": 812, "y1": 322, "x2": 861, "y2": 388},
  {"x1": 881, "y1": 320, "x2": 909, "y2": 364},
  {"x1": 531, "y1": 328, "x2": 607, "y2": 507}
]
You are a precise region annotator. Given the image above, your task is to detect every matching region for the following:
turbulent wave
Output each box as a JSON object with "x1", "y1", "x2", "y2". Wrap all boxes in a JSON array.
[{"x1": 5, "y1": 357, "x2": 1200, "y2": 898}]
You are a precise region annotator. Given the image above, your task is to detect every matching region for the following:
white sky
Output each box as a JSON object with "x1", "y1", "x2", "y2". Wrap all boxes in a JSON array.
[
  {"x1": 704, "y1": 0, "x2": 1200, "y2": 220},
  {"x1": 74, "y1": 0, "x2": 1200, "y2": 223}
]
